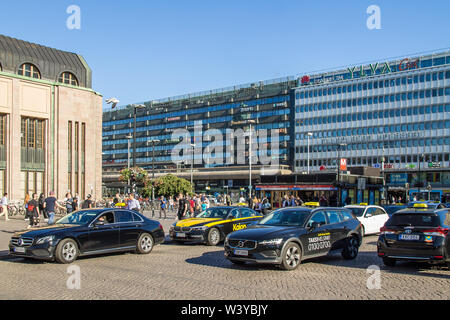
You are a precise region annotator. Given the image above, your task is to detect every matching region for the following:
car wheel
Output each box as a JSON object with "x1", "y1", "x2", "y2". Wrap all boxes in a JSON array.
[
  {"x1": 55, "y1": 238, "x2": 79, "y2": 264},
  {"x1": 136, "y1": 233, "x2": 154, "y2": 254},
  {"x1": 383, "y1": 257, "x2": 396, "y2": 267},
  {"x1": 280, "y1": 242, "x2": 302, "y2": 271},
  {"x1": 206, "y1": 228, "x2": 221, "y2": 246},
  {"x1": 342, "y1": 236, "x2": 359, "y2": 260}
]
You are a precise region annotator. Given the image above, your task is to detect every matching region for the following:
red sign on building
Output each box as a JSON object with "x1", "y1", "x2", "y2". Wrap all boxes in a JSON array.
[{"x1": 340, "y1": 158, "x2": 347, "y2": 171}]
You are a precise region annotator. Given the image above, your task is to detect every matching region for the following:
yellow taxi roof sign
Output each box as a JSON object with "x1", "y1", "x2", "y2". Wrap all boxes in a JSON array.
[
  {"x1": 304, "y1": 202, "x2": 320, "y2": 207},
  {"x1": 115, "y1": 203, "x2": 126, "y2": 207},
  {"x1": 359, "y1": 203, "x2": 368, "y2": 206},
  {"x1": 413, "y1": 203, "x2": 428, "y2": 208}
]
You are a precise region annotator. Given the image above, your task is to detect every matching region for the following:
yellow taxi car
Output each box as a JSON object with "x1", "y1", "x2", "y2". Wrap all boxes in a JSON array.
[{"x1": 169, "y1": 206, "x2": 262, "y2": 246}]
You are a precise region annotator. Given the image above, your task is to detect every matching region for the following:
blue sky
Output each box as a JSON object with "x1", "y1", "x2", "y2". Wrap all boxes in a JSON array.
[{"x1": 1, "y1": 0, "x2": 449, "y2": 107}]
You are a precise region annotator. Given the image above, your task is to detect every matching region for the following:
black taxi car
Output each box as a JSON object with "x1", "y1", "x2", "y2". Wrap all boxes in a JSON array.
[
  {"x1": 377, "y1": 203, "x2": 450, "y2": 267},
  {"x1": 9, "y1": 208, "x2": 165, "y2": 264},
  {"x1": 224, "y1": 206, "x2": 362, "y2": 270},
  {"x1": 169, "y1": 206, "x2": 262, "y2": 246}
]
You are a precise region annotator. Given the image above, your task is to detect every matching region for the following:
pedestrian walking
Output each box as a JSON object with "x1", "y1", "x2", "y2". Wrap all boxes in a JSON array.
[
  {"x1": 0, "y1": 193, "x2": 9, "y2": 221},
  {"x1": 38, "y1": 193, "x2": 46, "y2": 220},
  {"x1": 160, "y1": 196, "x2": 167, "y2": 219},
  {"x1": 81, "y1": 194, "x2": 93, "y2": 209},
  {"x1": 26, "y1": 193, "x2": 40, "y2": 229},
  {"x1": 201, "y1": 200, "x2": 207, "y2": 212},
  {"x1": 168, "y1": 196, "x2": 175, "y2": 212},
  {"x1": 226, "y1": 194, "x2": 231, "y2": 206},
  {"x1": 319, "y1": 195, "x2": 328, "y2": 207},
  {"x1": 44, "y1": 191, "x2": 63, "y2": 225},
  {"x1": 24, "y1": 193, "x2": 31, "y2": 220},
  {"x1": 261, "y1": 198, "x2": 271, "y2": 215},
  {"x1": 64, "y1": 193, "x2": 74, "y2": 214},
  {"x1": 177, "y1": 193, "x2": 188, "y2": 220}
]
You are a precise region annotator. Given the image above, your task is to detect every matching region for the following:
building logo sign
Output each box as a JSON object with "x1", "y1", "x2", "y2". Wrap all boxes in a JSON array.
[
  {"x1": 347, "y1": 62, "x2": 392, "y2": 78},
  {"x1": 301, "y1": 75, "x2": 310, "y2": 84},
  {"x1": 398, "y1": 58, "x2": 419, "y2": 71},
  {"x1": 299, "y1": 56, "x2": 421, "y2": 86},
  {"x1": 428, "y1": 162, "x2": 441, "y2": 168}
]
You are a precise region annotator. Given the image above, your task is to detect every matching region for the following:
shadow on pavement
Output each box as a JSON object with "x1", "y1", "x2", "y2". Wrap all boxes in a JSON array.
[
  {"x1": 0, "y1": 250, "x2": 49, "y2": 264},
  {"x1": 305, "y1": 250, "x2": 450, "y2": 280},
  {"x1": 185, "y1": 250, "x2": 280, "y2": 271},
  {"x1": 184, "y1": 248, "x2": 450, "y2": 278}
]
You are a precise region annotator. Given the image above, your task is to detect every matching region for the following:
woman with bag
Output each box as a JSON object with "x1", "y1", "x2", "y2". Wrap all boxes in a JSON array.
[{"x1": 26, "y1": 193, "x2": 40, "y2": 229}]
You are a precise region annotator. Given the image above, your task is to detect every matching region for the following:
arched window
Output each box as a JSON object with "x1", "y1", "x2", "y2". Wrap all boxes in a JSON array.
[
  {"x1": 58, "y1": 72, "x2": 78, "y2": 86},
  {"x1": 18, "y1": 63, "x2": 41, "y2": 79}
]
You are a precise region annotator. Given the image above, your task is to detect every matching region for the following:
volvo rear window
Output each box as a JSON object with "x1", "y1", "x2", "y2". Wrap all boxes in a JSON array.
[{"x1": 387, "y1": 213, "x2": 440, "y2": 227}]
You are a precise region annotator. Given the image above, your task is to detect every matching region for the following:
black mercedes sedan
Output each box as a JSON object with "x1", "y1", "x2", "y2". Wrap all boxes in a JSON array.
[
  {"x1": 9, "y1": 208, "x2": 165, "y2": 264},
  {"x1": 224, "y1": 207, "x2": 362, "y2": 270}
]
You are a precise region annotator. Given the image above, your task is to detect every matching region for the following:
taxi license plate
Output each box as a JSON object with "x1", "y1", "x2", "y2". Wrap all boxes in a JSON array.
[
  {"x1": 399, "y1": 234, "x2": 420, "y2": 241},
  {"x1": 234, "y1": 249, "x2": 248, "y2": 256},
  {"x1": 14, "y1": 247, "x2": 26, "y2": 253},
  {"x1": 176, "y1": 233, "x2": 186, "y2": 238}
]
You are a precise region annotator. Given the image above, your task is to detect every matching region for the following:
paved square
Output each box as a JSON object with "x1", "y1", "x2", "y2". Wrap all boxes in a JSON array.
[{"x1": 0, "y1": 214, "x2": 449, "y2": 300}]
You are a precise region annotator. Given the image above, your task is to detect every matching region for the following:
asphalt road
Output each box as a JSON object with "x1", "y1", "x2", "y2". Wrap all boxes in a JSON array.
[{"x1": 0, "y1": 212, "x2": 449, "y2": 300}]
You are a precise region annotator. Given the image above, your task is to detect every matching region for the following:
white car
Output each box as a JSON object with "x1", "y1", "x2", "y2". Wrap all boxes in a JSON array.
[{"x1": 344, "y1": 204, "x2": 389, "y2": 237}]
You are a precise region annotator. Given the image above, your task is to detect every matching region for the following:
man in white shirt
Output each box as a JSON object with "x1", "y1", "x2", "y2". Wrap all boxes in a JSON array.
[
  {"x1": 0, "y1": 193, "x2": 8, "y2": 221},
  {"x1": 126, "y1": 193, "x2": 141, "y2": 212}
]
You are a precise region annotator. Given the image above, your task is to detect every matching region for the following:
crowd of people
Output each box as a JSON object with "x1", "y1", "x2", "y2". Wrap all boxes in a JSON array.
[
  {"x1": 175, "y1": 193, "x2": 212, "y2": 220},
  {"x1": 0, "y1": 191, "x2": 98, "y2": 229}
]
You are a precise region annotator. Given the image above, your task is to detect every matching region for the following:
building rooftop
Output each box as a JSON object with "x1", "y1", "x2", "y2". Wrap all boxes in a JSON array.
[{"x1": 0, "y1": 34, "x2": 92, "y2": 88}]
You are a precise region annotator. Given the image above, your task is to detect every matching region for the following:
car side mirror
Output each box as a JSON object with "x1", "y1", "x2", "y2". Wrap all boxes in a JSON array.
[
  {"x1": 365, "y1": 213, "x2": 373, "y2": 218},
  {"x1": 94, "y1": 221, "x2": 105, "y2": 226},
  {"x1": 309, "y1": 222, "x2": 321, "y2": 230}
]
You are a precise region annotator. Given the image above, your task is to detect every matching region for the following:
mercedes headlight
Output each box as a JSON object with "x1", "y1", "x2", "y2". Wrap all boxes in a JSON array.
[
  {"x1": 36, "y1": 235, "x2": 55, "y2": 245},
  {"x1": 259, "y1": 238, "x2": 283, "y2": 246}
]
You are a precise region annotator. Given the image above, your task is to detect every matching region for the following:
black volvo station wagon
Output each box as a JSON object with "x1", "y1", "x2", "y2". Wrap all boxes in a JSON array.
[
  {"x1": 9, "y1": 208, "x2": 165, "y2": 264},
  {"x1": 224, "y1": 207, "x2": 362, "y2": 270}
]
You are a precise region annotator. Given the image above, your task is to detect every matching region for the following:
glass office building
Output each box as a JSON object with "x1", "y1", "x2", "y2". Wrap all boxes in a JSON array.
[
  {"x1": 102, "y1": 78, "x2": 298, "y2": 194},
  {"x1": 294, "y1": 51, "x2": 450, "y2": 203}
]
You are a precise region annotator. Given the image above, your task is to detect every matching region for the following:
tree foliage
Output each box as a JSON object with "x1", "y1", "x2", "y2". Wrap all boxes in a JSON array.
[{"x1": 153, "y1": 174, "x2": 193, "y2": 197}]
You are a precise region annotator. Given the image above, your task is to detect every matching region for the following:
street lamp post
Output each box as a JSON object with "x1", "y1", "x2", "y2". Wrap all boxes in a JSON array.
[
  {"x1": 307, "y1": 132, "x2": 313, "y2": 174},
  {"x1": 148, "y1": 139, "x2": 160, "y2": 217},
  {"x1": 381, "y1": 154, "x2": 386, "y2": 205},
  {"x1": 337, "y1": 143, "x2": 347, "y2": 206},
  {"x1": 125, "y1": 134, "x2": 133, "y2": 193},
  {"x1": 131, "y1": 104, "x2": 146, "y2": 168},
  {"x1": 190, "y1": 143, "x2": 195, "y2": 194},
  {"x1": 247, "y1": 120, "x2": 256, "y2": 199},
  {"x1": 230, "y1": 119, "x2": 256, "y2": 199},
  {"x1": 417, "y1": 153, "x2": 425, "y2": 200}
]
